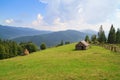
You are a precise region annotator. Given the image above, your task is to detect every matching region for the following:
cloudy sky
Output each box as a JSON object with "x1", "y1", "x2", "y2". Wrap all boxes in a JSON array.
[{"x1": 0, "y1": 0, "x2": 120, "y2": 31}]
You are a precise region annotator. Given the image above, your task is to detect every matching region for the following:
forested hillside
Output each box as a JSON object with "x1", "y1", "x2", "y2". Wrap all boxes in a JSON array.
[{"x1": 12, "y1": 30, "x2": 88, "y2": 47}]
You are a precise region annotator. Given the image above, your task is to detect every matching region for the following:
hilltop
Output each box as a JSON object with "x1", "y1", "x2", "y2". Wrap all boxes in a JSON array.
[
  {"x1": 0, "y1": 25, "x2": 52, "y2": 39},
  {"x1": 0, "y1": 43, "x2": 120, "y2": 80}
]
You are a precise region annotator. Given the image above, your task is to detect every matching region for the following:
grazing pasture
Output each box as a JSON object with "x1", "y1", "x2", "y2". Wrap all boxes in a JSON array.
[{"x1": 0, "y1": 43, "x2": 120, "y2": 80}]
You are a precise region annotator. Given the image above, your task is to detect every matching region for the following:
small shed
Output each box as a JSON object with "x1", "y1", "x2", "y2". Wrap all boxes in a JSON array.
[{"x1": 75, "y1": 40, "x2": 89, "y2": 50}]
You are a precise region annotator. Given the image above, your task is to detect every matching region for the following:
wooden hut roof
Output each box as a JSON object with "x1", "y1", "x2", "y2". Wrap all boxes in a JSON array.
[{"x1": 77, "y1": 40, "x2": 89, "y2": 47}]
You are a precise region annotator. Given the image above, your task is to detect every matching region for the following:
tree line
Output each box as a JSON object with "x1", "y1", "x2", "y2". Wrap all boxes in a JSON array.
[
  {"x1": 0, "y1": 39, "x2": 41, "y2": 59},
  {"x1": 0, "y1": 38, "x2": 71, "y2": 59},
  {"x1": 85, "y1": 24, "x2": 120, "y2": 44},
  {"x1": 0, "y1": 39, "x2": 20, "y2": 59},
  {"x1": 0, "y1": 39, "x2": 49, "y2": 59}
]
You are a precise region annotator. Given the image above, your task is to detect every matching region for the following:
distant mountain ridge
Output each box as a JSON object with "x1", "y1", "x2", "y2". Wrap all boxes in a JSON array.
[
  {"x1": 0, "y1": 25, "x2": 52, "y2": 39},
  {"x1": 0, "y1": 25, "x2": 98, "y2": 47},
  {"x1": 12, "y1": 30, "x2": 88, "y2": 47},
  {"x1": 81, "y1": 29, "x2": 97, "y2": 35}
]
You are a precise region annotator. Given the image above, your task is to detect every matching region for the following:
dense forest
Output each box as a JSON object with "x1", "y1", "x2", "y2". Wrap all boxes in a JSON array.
[{"x1": 0, "y1": 40, "x2": 38, "y2": 59}]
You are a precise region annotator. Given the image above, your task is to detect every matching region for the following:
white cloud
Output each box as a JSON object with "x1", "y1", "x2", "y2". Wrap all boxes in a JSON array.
[
  {"x1": 37, "y1": 0, "x2": 120, "y2": 31},
  {"x1": 116, "y1": 9, "x2": 120, "y2": 18},
  {"x1": 40, "y1": 0, "x2": 120, "y2": 23},
  {"x1": 107, "y1": 9, "x2": 120, "y2": 30},
  {"x1": 31, "y1": 15, "x2": 67, "y2": 31},
  {"x1": 5, "y1": 19, "x2": 14, "y2": 24},
  {"x1": 32, "y1": 14, "x2": 44, "y2": 26},
  {"x1": 52, "y1": 17, "x2": 67, "y2": 31},
  {"x1": 38, "y1": 0, "x2": 48, "y2": 4}
]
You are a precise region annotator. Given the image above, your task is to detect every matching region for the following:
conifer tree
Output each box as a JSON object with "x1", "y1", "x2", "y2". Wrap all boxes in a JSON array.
[
  {"x1": 108, "y1": 24, "x2": 116, "y2": 44},
  {"x1": 91, "y1": 34, "x2": 97, "y2": 44},
  {"x1": 98, "y1": 25, "x2": 106, "y2": 43},
  {"x1": 85, "y1": 35, "x2": 90, "y2": 43},
  {"x1": 0, "y1": 45, "x2": 5, "y2": 59},
  {"x1": 116, "y1": 28, "x2": 120, "y2": 43}
]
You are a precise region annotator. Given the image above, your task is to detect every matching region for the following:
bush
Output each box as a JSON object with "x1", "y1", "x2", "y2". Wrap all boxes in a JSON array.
[
  {"x1": 65, "y1": 41, "x2": 70, "y2": 45},
  {"x1": 20, "y1": 42, "x2": 38, "y2": 53},
  {"x1": 40, "y1": 43, "x2": 46, "y2": 50}
]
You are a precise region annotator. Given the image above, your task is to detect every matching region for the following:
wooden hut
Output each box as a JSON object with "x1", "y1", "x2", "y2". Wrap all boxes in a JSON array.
[{"x1": 75, "y1": 40, "x2": 89, "y2": 50}]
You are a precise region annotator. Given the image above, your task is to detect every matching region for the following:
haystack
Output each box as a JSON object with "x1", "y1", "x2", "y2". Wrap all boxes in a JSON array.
[{"x1": 23, "y1": 49, "x2": 29, "y2": 55}]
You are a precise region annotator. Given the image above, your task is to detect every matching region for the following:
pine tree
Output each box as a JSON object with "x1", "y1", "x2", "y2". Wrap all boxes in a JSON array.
[
  {"x1": 108, "y1": 24, "x2": 116, "y2": 44},
  {"x1": 17, "y1": 45, "x2": 23, "y2": 55},
  {"x1": 0, "y1": 45, "x2": 6, "y2": 59},
  {"x1": 91, "y1": 34, "x2": 97, "y2": 44},
  {"x1": 116, "y1": 28, "x2": 120, "y2": 43},
  {"x1": 98, "y1": 25, "x2": 106, "y2": 43},
  {"x1": 85, "y1": 35, "x2": 90, "y2": 43}
]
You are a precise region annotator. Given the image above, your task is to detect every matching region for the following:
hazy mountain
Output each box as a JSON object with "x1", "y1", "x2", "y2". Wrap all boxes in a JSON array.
[
  {"x1": 12, "y1": 30, "x2": 87, "y2": 47},
  {"x1": 0, "y1": 25, "x2": 95, "y2": 47},
  {"x1": 81, "y1": 29, "x2": 109, "y2": 37},
  {"x1": 81, "y1": 29, "x2": 97, "y2": 35},
  {"x1": 0, "y1": 25, "x2": 52, "y2": 39}
]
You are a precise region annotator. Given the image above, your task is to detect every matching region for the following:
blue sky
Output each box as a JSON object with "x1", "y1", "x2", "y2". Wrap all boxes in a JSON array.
[
  {"x1": 0, "y1": 0, "x2": 46, "y2": 26},
  {"x1": 0, "y1": 0, "x2": 120, "y2": 31}
]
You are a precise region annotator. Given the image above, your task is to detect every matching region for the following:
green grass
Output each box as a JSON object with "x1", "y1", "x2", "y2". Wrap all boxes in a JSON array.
[{"x1": 0, "y1": 43, "x2": 120, "y2": 80}]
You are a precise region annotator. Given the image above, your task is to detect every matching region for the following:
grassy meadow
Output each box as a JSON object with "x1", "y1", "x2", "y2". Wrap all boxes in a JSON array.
[{"x1": 0, "y1": 43, "x2": 120, "y2": 80}]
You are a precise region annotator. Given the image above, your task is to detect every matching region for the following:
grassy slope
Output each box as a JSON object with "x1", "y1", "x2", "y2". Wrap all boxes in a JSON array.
[{"x1": 0, "y1": 43, "x2": 120, "y2": 80}]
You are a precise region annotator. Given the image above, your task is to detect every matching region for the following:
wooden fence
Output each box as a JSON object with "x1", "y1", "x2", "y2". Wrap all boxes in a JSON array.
[{"x1": 100, "y1": 44, "x2": 120, "y2": 53}]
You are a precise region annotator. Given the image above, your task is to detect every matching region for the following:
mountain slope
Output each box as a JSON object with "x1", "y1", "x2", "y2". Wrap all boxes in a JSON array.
[
  {"x1": 81, "y1": 29, "x2": 97, "y2": 35},
  {"x1": 0, "y1": 44, "x2": 120, "y2": 80},
  {"x1": 0, "y1": 25, "x2": 52, "y2": 39},
  {"x1": 12, "y1": 30, "x2": 87, "y2": 47}
]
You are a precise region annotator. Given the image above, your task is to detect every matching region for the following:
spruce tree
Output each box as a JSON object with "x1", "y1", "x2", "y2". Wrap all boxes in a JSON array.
[
  {"x1": 0, "y1": 45, "x2": 6, "y2": 59},
  {"x1": 91, "y1": 34, "x2": 97, "y2": 43},
  {"x1": 98, "y1": 25, "x2": 106, "y2": 43},
  {"x1": 85, "y1": 35, "x2": 90, "y2": 43},
  {"x1": 108, "y1": 24, "x2": 116, "y2": 44},
  {"x1": 116, "y1": 28, "x2": 120, "y2": 43}
]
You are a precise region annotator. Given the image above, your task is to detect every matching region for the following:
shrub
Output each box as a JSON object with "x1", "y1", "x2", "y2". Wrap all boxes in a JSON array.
[{"x1": 40, "y1": 43, "x2": 46, "y2": 50}]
